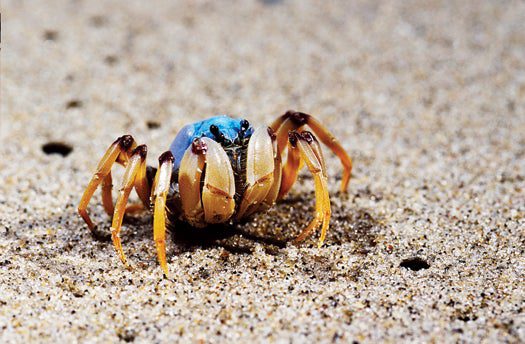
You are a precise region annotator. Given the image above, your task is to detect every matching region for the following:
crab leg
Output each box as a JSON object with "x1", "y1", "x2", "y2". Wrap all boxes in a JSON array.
[
  {"x1": 78, "y1": 135, "x2": 136, "y2": 231},
  {"x1": 110, "y1": 145, "x2": 148, "y2": 267},
  {"x1": 134, "y1": 153, "x2": 152, "y2": 206},
  {"x1": 101, "y1": 173, "x2": 115, "y2": 215},
  {"x1": 271, "y1": 110, "x2": 352, "y2": 192},
  {"x1": 289, "y1": 131, "x2": 331, "y2": 247},
  {"x1": 101, "y1": 168, "x2": 148, "y2": 216},
  {"x1": 305, "y1": 117, "x2": 352, "y2": 192},
  {"x1": 277, "y1": 139, "x2": 301, "y2": 200},
  {"x1": 236, "y1": 126, "x2": 275, "y2": 220},
  {"x1": 152, "y1": 151, "x2": 174, "y2": 277}
]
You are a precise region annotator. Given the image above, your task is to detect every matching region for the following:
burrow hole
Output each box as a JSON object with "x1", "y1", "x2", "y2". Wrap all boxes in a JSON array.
[
  {"x1": 400, "y1": 257, "x2": 430, "y2": 271},
  {"x1": 42, "y1": 142, "x2": 73, "y2": 157}
]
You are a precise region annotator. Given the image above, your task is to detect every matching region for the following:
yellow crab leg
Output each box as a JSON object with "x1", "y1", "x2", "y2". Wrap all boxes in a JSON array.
[
  {"x1": 277, "y1": 139, "x2": 301, "y2": 200},
  {"x1": 271, "y1": 110, "x2": 352, "y2": 192},
  {"x1": 152, "y1": 151, "x2": 174, "y2": 277},
  {"x1": 110, "y1": 145, "x2": 148, "y2": 267},
  {"x1": 78, "y1": 135, "x2": 135, "y2": 231},
  {"x1": 101, "y1": 173, "x2": 115, "y2": 215},
  {"x1": 290, "y1": 131, "x2": 331, "y2": 247}
]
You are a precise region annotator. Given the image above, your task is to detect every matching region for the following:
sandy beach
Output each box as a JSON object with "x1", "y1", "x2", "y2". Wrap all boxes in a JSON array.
[{"x1": 1, "y1": 0, "x2": 524, "y2": 342}]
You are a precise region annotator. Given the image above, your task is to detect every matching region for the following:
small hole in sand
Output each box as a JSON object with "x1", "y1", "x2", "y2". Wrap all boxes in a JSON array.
[
  {"x1": 400, "y1": 257, "x2": 430, "y2": 271},
  {"x1": 43, "y1": 30, "x2": 58, "y2": 41},
  {"x1": 42, "y1": 142, "x2": 73, "y2": 157},
  {"x1": 89, "y1": 15, "x2": 108, "y2": 27},
  {"x1": 66, "y1": 99, "x2": 83, "y2": 109},
  {"x1": 104, "y1": 55, "x2": 118, "y2": 65},
  {"x1": 146, "y1": 121, "x2": 161, "y2": 129}
]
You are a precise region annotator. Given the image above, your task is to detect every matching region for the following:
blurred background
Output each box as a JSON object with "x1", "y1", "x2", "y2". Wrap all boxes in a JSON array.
[
  {"x1": 1, "y1": 0, "x2": 524, "y2": 342},
  {"x1": 3, "y1": 0, "x2": 522, "y2": 157}
]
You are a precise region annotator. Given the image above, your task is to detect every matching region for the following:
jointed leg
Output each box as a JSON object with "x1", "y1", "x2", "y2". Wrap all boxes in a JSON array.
[
  {"x1": 134, "y1": 154, "x2": 151, "y2": 206},
  {"x1": 152, "y1": 151, "x2": 174, "y2": 277},
  {"x1": 101, "y1": 173, "x2": 114, "y2": 215},
  {"x1": 288, "y1": 131, "x2": 331, "y2": 247},
  {"x1": 78, "y1": 135, "x2": 136, "y2": 231},
  {"x1": 101, "y1": 167, "x2": 147, "y2": 216},
  {"x1": 271, "y1": 110, "x2": 352, "y2": 193},
  {"x1": 109, "y1": 145, "x2": 148, "y2": 267},
  {"x1": 277, "y1": 139, "x2": 301, "y2": 200},
  {"x1": 305, "y1": 116, "x2": 352, "y2": 192}
]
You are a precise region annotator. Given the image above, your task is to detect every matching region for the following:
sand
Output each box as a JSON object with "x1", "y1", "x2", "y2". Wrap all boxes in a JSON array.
[{"x1": 1, "y1": 0, "x2": 524, "y2": 342}]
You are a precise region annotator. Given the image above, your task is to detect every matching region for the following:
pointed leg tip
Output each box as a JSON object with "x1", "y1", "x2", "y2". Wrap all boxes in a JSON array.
[
  {"x1": 161, "y1": 265, "x2": 170, "y2": 279},
  {"x1": 341, "y1": 178, "x2": 351, "y2": 193},
  {"x1": 120, "y1": 255, "x2": 130, "y2": 268}
]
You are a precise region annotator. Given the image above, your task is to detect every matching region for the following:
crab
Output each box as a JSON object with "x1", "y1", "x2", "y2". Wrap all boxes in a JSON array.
[{"x1": 78, "y1": 110, "x2": 352, "y2": 276}]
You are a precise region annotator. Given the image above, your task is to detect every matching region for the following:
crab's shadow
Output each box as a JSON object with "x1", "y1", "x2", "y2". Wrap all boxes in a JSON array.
[
  {"x1": 120, "y1": 191, "x2": 383, "y2": 257},
  {"x1": 85, "y1": 189, "x2": 384, "y2": 259},
  {"x1": 167, "y1": 220, "x2": 287, "y2": 255}
]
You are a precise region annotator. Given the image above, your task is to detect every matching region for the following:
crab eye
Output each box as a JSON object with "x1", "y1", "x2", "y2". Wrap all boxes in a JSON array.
[
  {"x1": 209, "y1": 125, "x2": 220, "y2": 136},
  {"x1": 209, "y1": 125, "x2": 231, "y2": 145},
  {"x1": 240, "y1": 119, "x2": 250, "y2": 130}
]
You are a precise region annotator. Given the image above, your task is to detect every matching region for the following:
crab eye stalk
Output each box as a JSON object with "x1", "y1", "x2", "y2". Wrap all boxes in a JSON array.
[
  {"x1": 209, "y1": 125, "x2": 231, "y2": 145},
  {"x1": 209, "y1": 125, "x2": 220, "y2": 137},
  {"x1": 236, "y1": 119, "x2": 251, "y2": 143}
]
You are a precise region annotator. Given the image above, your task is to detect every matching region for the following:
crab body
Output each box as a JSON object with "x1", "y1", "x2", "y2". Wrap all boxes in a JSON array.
[
  {"x1": 78, "y1": 111, "x2": 352, "y2": 276},
  {"x1": 169, "y1": 115, "x2": 254, "y2": 169}
]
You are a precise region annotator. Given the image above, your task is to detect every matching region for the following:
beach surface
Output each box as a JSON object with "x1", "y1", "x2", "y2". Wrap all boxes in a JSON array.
[{"x1": 1, "y1": 0, "x2": 524, "y2": 342}]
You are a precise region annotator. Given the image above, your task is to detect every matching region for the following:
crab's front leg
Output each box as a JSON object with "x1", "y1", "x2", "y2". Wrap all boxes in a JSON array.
[
  {"x1": 236, "y1": 126, "x2": 280, "y2": 219},
  {"x1": 178, "y1": 137, "x2": 236, "y2": 226},
  {"x1": 200, "y1": 138, "x2": 236, "y2": 223},
  {"x1": 154, "y1": 137, "x2": 237, "y2": 277},
  {"x1": 152, "y1": 151, "x2": 174, "y2": 277}
]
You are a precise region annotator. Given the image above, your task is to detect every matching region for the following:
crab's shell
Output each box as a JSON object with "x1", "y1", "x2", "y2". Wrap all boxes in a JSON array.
[{"x1": 169, "y1": 115, "x2": 254, "y2": 170}]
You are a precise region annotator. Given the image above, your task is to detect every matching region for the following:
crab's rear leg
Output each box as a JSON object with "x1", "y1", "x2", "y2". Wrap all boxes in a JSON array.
[
  {"x1": 288, "y1": 131, "x2": 331, "y2": 247},
  {"x1": 78, "y1": 135, "x2": 136, "y2": 231},
  {"x1": 100, "y1": 172, "x2": 147, "y2": 216},
  {"x1": 277, "y1": 138, "x2": 301, "y2": 200},
  {"x1": 271, "y1": 110, "x2": 352, "y2": 193}
]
